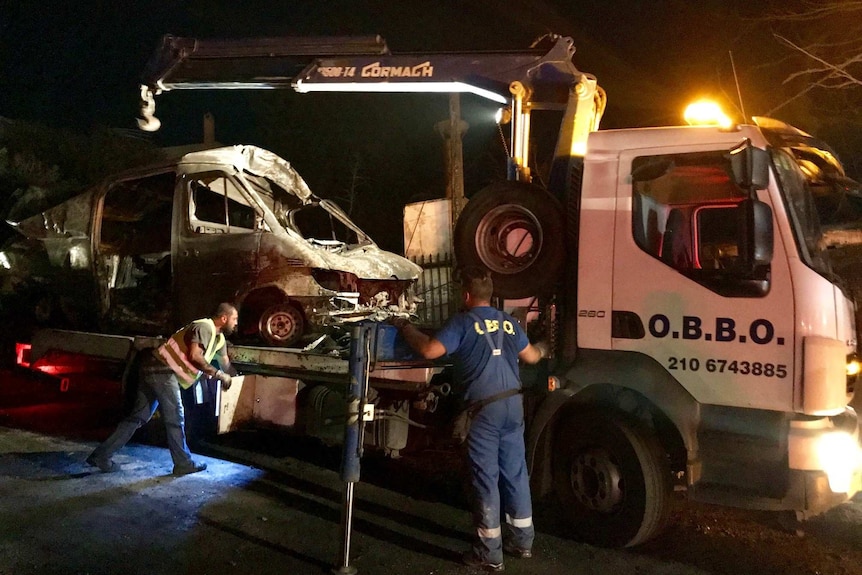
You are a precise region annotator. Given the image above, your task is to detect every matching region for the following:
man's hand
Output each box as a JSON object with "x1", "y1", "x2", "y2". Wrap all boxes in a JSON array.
[
  {"x1": 534, "y1": 341, "x2": 550, "y2": 360},
  {"x1": 214, "y1": 369, "x2": 233, "y2": 390},
  {"x1": 519, "y1": 340, "x2": 550, "y2": 365}
]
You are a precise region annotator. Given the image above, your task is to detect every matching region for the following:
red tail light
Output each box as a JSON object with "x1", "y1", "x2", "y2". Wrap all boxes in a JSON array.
[{"x1": 15, "y1": 343, "x2": 31, "y2": 368}]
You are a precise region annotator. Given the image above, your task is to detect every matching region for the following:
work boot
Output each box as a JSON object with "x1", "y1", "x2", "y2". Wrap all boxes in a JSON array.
[
  {"x1": 172, "y1": 461, "x2": 207, "y2": 476},
  {"x1": 86, "y1": 454, "x2": 120, "y2": 473},
  {"x1": 462, "y1": 551, "x2": 504, "y2": 572},
  {"x1": 503, "y1": 542, "x2": 532, "y2": 559}
]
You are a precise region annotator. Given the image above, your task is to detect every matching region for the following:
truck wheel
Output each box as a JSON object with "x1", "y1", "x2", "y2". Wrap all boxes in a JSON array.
[
  {"x1": 454, "y1": 181, "x2": 564, "y2": 298},
  {"x1": 258, "y1": 303, "x2": 305, "y2": 347},
  {"x1": 552, "y1": 409, "x2": 672, "y2": 547}
]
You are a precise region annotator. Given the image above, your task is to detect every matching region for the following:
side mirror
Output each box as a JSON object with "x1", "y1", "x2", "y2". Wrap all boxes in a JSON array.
[
  {"x1": 738, "y1": 198, "x2": 773, "y2": 268},
  {"x1": 730, "y1": 142, "x2": 770, "y2": 191}
]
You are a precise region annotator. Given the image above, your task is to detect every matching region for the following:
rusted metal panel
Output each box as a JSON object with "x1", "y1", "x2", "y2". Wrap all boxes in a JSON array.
[
  {"x1": 251, "y1": 376, "x2": 299, "y2": 427},
  {"x1": 13, "y1": 191, "x2": 95, "y2": 241},
  {"x1": 13, "y1": 191, "x2": 95, "y2": 269},
  {"x1": 231, "y1": 344, "x2": 349, "y2": 375},
  {"x1": 176, "y1": 145, "x2": 314, "y2": 203},
  {"x1": 229, "y1": 343, "x2": 441, "y2": 387}
]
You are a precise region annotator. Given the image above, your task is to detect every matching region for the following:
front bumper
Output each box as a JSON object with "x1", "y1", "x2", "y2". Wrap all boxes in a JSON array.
[{"x1": 788, "y1": 407, "x2": 862, "y2": 513}]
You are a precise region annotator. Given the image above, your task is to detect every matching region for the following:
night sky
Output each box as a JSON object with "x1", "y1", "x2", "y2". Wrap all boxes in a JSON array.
[
  {"x1": 1, "y1": 0, "x2": 821, "y2": 130},
  {"x1": 1, "y1": 0, "x2": 857, "y2": 249}
]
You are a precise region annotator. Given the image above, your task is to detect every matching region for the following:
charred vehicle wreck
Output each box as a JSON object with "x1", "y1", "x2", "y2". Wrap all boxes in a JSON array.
[{"x1": 2, "y1": 145, "x2": 420, "y2": 346}]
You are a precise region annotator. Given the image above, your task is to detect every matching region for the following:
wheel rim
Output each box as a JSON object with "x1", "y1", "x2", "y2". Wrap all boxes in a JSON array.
[
  {"x1": 259, "y1": 305, "x2": 301, "y2": 344},
  {"x1": 570, "y1": 448, "x2": 624, "y2": 513},
  {"x1": 474, "y1": 204, "x2": 542, "y2": 275}
]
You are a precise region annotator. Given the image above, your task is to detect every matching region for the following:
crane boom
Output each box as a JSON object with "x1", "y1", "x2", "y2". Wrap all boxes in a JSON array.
[
  {"x1": 137, "y1": 33, "x2": 605, "y2": 180},
  {"x1": 141, "y1": 34, "x2": 392, "y2": 91},
  {"x1": 143, "y1": 33, "x2": 580, "y2": 98}
]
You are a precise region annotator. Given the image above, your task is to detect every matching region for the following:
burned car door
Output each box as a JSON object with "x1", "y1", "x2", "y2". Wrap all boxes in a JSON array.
[
  {"x1": 174, "y1": 171, "x2": 262, "y2": 324},
  {"x1": 96, "y1": 170, "x2": 176, "y2": 334}
]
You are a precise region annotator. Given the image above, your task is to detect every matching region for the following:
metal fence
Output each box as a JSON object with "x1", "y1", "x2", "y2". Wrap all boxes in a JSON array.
[{"x1": 409, "y1": 252, "x2": 456, "y2": 328}]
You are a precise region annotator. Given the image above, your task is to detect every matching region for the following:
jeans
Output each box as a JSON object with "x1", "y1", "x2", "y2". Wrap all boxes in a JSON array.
[{"x1": 90, "y1": 357, "x2": 195, "y2": 469}]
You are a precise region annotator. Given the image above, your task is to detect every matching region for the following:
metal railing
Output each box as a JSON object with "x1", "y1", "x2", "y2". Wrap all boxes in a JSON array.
[{"x1": 409, "y1": 252, "x2": 456, "y2": 328}]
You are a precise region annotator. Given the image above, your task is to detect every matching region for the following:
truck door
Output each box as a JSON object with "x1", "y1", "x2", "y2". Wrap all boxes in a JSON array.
[
  {"x1": 610, "y1": 148, "x2": 795, "y2": 411},
  {"x1": 174, "y1": 171, "x2": 263, "y2": 324}
]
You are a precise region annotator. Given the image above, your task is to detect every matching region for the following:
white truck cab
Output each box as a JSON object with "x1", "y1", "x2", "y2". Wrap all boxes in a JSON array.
[{"x1": 492, "y1": 123, "x2": 862, "y2": 547}]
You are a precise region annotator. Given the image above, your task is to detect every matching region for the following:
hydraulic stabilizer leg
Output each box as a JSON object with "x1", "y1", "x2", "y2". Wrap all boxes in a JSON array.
[{"x1": 334, "y1": 321, "x2": 376, "y2": 575}]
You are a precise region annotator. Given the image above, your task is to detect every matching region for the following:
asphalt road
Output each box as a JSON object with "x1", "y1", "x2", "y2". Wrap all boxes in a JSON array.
[
  {"x1": 0, "y1": 426, "x2": 717, "y2": 575},
  {"x1": 0, "y1": 369, "x2": 860, "y2": 575}
]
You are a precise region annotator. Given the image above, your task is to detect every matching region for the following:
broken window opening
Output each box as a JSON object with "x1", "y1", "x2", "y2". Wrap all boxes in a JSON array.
[
  {"x1": 245, "y1": 172, "x2": 372, "y2": 250},
  {"x1": 99, "y1": 171, "x2": 174, "y2": 331},
  {"x1": 188, "y1": 173, "x2": 260, "y2": 234}
]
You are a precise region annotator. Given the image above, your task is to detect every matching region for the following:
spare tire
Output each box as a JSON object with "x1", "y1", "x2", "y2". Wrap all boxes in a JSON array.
[{"x1": 454, "y1": 181, "x2": 565, "y2": 298}]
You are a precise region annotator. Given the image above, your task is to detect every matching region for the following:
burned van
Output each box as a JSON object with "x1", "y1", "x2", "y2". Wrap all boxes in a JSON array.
[{"x1": 4, "y1": 145, "x2": 421, "y2": 346}]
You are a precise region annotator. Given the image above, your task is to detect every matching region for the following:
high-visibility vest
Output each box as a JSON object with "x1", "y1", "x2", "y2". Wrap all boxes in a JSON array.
[{"x1": 156, "y1": 318, "x2": 225, "y2": 389}]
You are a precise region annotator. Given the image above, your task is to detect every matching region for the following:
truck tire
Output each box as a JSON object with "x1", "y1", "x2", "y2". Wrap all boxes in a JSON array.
[
  {"x1": 258, "y1": 303, "x2": 305, "y2": 347},
  {"x1": 552, "y1": 409, "x2": 672, "y2": 547},
  {"x1": 454, "y1": 181, "x2": 564, "y2": 298}
]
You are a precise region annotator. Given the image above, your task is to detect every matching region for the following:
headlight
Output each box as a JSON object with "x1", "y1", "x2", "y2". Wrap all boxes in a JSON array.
[
  {"x1": 847, "y1": 354, "x2": 860, "y2": 395},
  {"x1": 818, "y1": 431, "x2": 861, "y2": 493}
]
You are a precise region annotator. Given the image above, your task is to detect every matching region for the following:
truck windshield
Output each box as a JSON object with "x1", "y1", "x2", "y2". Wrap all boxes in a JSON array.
[{"x1": 771, "y1": 148, "x2": 832, "y2": 277}]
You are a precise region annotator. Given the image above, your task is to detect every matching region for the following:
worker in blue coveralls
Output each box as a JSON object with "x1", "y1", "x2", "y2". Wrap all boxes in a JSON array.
[{"x1": 391, "y1": 266, "x2": 547, "y2": 572}]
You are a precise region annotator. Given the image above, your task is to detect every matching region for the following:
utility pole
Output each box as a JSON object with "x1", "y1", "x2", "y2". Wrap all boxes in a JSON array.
[{"x1": 435, "y1": 93, "x2": 469, "y2": 236}]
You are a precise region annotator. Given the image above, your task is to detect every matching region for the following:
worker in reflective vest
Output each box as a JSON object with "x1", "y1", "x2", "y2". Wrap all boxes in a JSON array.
[
  {"x1": 159, "y1": 318, "x2": 228, "y2": 389},
  {"x1": 87, "y1": 303, "x2": 239, "y2": 476}
]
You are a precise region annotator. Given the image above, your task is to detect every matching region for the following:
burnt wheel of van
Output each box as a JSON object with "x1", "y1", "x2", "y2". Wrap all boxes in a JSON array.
[
  {"x1": 258, "y1": 303, "x2": 305, "y2": 347},
  {"x1": 454, "y1": 181, "x2": 564, "y2": 298}
]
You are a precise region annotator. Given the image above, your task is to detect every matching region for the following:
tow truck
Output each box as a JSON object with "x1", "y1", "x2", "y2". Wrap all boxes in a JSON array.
[{"x1": 15, "y1": 33, "x2": 862, "y2": 550}]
